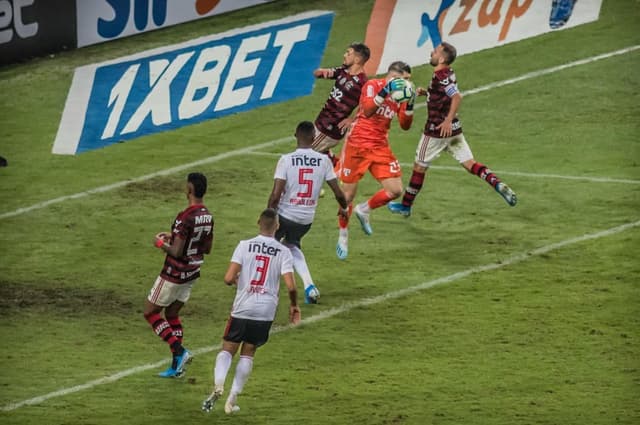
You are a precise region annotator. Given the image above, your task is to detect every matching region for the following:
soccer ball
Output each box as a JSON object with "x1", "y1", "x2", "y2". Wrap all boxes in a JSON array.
[{"x1": 390, "y1": 78, "x2": 414, "y2": 104}]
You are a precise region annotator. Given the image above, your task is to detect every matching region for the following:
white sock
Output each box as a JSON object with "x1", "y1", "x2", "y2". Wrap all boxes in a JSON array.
[
  {"x1": 214, "y1": 350, "x2": 233, "y2": 388},
  {"x1": 358, "y1": 201, "x2": 371, "y2": 214},
  {"x1": 339, "y1": 228, "x2": 348, "y2": 238},
  {"x1": 290, "y1": 245, "x2": 313, "y2": 289},
  {"x1": 230, "y1": 355, "x2": 254, "y2": 396}
]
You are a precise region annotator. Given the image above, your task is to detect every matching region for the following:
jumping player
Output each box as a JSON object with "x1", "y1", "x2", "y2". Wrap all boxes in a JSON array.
[
  {"x1": 312, "y1": 42, "x2": 370, "y2": 164},
  {"x1": 335, "y1": 61, "x2": 415, "y2": 259},
  {"x1": 388, "y1": 42, "x2": 517, "y2": 217}
]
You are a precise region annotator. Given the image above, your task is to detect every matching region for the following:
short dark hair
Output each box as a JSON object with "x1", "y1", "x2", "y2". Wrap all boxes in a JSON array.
[
  {"x1": 296, "y1": 120, "x2": 315, "y2": 142},
  {"x1": 261, "y1": 208, "x2": 278, "y2": 220},
  {"x1": 388, "y1": 61, "x2": 411, "y2": 74},
  {"x1": 188, "y1": 172, "x2": 207, "y2": 198},
  {"x1": 350, "y1": 42, "x2": 370, "y2": 63},
  {"x1": 441, "y1": 42, "x2": 457, "y2": 65},
  {"x1": 259, "y1": 208, "x2": 279, "y2": 230}
]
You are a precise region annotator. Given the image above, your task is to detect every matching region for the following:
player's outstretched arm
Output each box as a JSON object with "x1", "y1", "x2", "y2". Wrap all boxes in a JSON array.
[{"x1": 313, "y1": 68, "x2": 334, "y2": 79}]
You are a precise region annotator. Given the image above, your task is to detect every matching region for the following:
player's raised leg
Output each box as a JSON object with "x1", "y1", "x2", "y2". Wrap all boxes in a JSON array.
[
  {"x1": 465, "y1": 160, "x2": 517, "y2": 206},
  {"x1": 389, "y1": 134, "x2": 441, "y2": 216},
  {"x1": 358, "y1": 175, "x2": 403, "y2": 234}
]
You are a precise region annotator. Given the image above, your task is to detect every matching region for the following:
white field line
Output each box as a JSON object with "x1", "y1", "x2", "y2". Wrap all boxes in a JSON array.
[
  {"x1": 2, "y1": 218, "x2": 639, "y2": 412},
  {"x1": 423, "y1": 165, "x2": 640, "y2": 185},
  {"x1": 462, "y1": 44, "x2": 640, "y2": 97},
  {"x1": 0, "y1": 138, "x2": 294, "y2": 221},
  {"x1": 247, "y1": 151, "x2": 640, "y2": 185},
  {"x1": 1, "y1": 45, "x2": 638, "y2": 221}
]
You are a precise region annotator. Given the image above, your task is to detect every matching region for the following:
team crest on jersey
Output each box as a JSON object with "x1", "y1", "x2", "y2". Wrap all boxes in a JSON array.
[{"x1": 440, "y1": 77, "x2": 449, "y2": 85}]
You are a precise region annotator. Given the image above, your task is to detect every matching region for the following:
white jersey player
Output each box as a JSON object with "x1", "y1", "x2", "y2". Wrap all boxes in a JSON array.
[
  {"x1": 203, "y1": 208, "x2": 300, "y2": 415},
  {"x1": 229, "y1": 233, "x2": 293, "y2": 321},
  {"x1": 267, "y1": 121, "x2": 348, "y2": 304}
]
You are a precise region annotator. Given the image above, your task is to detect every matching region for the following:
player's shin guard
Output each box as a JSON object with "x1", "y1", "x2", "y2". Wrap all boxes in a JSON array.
[
  {"x1": 470, "y1": 162, "x2": 501, "y2": 188},
  {"x1": 167, "y1": 316, "x2": 183, "y2": 344},
  {"x1": 290, "y1": 246, "x2": 313, "y2": 288},
  {"x1": 402, "y1": 170, "x2": 425, "y2": 207},
  {"x1": 144, "y1": 312, "x2": 179, "y2": 348},
  {"x1": 368, "y1": 189, "x2": 395, "y2": 210},
  {"x1": 215, "y1": 350, "x2": 233, "y2": 388},
  {"x1": 230, "y1": 355, "x2": 254, "y2": 396}
]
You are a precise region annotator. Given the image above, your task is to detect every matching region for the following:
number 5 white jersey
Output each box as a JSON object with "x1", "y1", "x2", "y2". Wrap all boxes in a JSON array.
[
  {"x1": 230, "y1": 235, "x2": 294, "y2": 321},
  {"x1": 274, "y1": 148, "x2": 337, "y2": 225}
]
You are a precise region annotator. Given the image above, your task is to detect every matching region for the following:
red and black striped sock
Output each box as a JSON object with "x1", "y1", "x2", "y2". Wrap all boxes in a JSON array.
[
  {"x1": 144, "y1": 312, "x2": 179, "y2": 349},
  {"x1": 402, "y1": 170, "x2": 425, "y2": 207},
  {"x1": 470, "y1": 162, "x2": 501, "y2": 188},
  {"x1": 167, "y1": 316, "x2": 183, "y2": 344}
]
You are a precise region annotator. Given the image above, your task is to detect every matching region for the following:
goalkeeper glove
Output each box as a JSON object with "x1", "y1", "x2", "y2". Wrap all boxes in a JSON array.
[
  {"x1": 404, "y1": 90, "x2": 417, "y2": 115},
  {"x1": 374, "y1": 78, "x2": 407, "y2": 106}
]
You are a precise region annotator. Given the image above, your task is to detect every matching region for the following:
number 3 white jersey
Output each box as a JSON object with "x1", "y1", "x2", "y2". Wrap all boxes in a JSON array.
[
  {"x1": 274, "y1": 148, "x2": 337, "y2": 225},
  {"x1": 230, "y1": 235, "x2": 294, "y2": 321}
]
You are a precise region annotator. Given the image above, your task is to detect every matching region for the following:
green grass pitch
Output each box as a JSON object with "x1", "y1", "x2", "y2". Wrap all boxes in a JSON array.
[{"x1": 0, "y1": 1, "x2": 638, "y2": 424}]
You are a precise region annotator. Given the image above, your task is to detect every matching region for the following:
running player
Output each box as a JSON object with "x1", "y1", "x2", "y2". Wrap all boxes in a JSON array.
[{"x1": 202, "y1": 208, "x2": 300, "y2": 415}]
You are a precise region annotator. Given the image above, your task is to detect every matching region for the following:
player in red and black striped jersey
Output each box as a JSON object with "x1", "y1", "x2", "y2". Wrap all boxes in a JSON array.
[
  {"x1": 388, "y1": 42, "x2": 517, "y2": 217},
  {"x1": 143, "y1": 172, "x2": 214, "y2": 378},
  {"x1": 312, "y1": 42, "x2": 370, "y2": 166}
]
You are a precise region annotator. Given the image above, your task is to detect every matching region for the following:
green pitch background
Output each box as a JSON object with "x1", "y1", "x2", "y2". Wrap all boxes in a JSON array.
[{"x1": 0, "y1": 1, "x2": 638, "y2": 424}]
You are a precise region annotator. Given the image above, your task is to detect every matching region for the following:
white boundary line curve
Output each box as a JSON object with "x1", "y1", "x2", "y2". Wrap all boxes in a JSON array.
[
  {"x1": 1, "y1": 45, "x2": 638, "y2": 221},
  {"x1": 2, "y1": 218, "x2": 639, "y2": 412},
  {"x1": 247, "y1": 151, "x2": 640, "y2": 185}
]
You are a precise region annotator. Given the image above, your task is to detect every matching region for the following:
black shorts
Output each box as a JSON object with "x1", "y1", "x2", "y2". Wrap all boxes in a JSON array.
[
  {"x1": 275, "y1": 215, "x2": 311, "y2": 249},
  {"x1": 223, "y1": 316, "x2": 273, "y2": 347}
]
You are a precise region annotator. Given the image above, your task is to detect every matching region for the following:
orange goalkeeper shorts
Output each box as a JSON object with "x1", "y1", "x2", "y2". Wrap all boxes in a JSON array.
[{"x1": 338, "y1": 142, "x2": 401, "y2": 184}]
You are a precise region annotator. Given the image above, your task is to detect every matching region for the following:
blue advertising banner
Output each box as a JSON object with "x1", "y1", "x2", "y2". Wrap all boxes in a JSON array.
[{"x1": 53, "y1": 10, "x2": 334, "y2": 154}]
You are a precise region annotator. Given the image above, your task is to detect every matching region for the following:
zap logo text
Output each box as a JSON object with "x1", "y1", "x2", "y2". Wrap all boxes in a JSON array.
[
  {"x1": 53, "y1": 11, "x2": 333, "y2": 155},
  {"x1": 365, "y1": 0, "x2": 603, "y2": 75}
]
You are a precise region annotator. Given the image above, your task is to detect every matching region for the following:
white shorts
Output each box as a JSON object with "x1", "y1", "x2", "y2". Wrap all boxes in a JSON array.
[
  {"x1": 147, "y1": 276, "x2": 195, "y2": 307},
  {"x1": 312, "y1": 124, "x2": 341, "y2": 152},
  {"x1": 414, "y1": 133, "x2": 474, "y2": 168}
]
